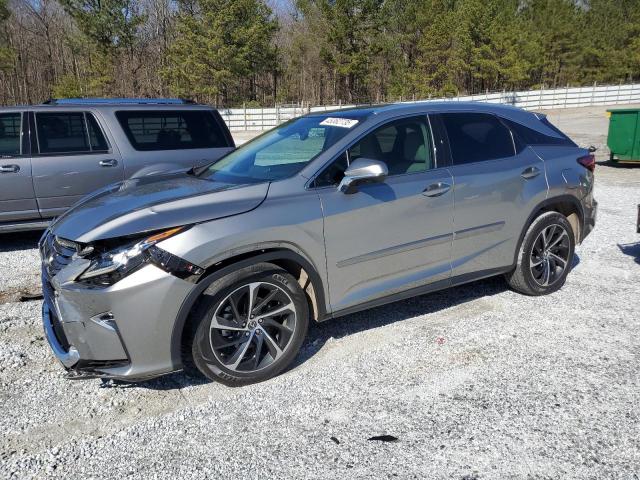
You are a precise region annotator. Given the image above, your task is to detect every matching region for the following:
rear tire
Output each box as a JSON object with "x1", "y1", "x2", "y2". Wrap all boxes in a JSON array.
[
  {"x1": 505, "y1": 212, "x2": 575, "y2": 296},
  {"x1": 182, "y1": 263, "x2": 309, "y2": 386}
]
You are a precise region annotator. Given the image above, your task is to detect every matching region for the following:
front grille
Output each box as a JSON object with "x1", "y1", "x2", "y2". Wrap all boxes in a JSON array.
[{"x1": 40, "y1": 232, "x2": 78, "y2": 278}]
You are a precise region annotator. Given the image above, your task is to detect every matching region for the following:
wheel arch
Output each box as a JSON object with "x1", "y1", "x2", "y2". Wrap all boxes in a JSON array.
[
  {"x1": 170, "y1": 247, "x2": 328, "y2": 368},
  {"x1": 513, "y1": 195, "x2": 585, "y2": 265}
]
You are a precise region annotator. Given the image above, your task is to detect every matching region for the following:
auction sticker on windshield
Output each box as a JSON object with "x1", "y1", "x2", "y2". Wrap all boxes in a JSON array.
[{"x1": 319, "y1": 117, "x2": 359, "y2": 128}]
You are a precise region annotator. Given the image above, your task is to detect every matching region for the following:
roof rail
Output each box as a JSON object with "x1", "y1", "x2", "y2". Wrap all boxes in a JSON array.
[{"x1": 42, "y1": 98, "x2": 196, "y2": 105}]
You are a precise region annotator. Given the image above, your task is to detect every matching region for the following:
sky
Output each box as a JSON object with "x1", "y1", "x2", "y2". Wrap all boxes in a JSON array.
[{"x1": 268, "y1": 0, "x2": 297, "y2": 16}]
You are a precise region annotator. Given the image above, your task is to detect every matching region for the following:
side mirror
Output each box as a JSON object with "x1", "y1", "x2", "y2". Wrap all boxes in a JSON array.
[{"x1": 338, "y1": 158, "x2": 388, "y2": 194}]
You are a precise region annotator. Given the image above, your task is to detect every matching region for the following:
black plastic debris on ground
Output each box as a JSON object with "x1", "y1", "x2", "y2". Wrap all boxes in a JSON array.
[
  {"x1": 367, "y1": 435, "x2": 398, "y2": 442},
  {"x1": 19, "y1": 292, "x2": 43, "y2": 302},
  {"x1": 330, "y1": 436, "x2": 340, "y2": 444}
]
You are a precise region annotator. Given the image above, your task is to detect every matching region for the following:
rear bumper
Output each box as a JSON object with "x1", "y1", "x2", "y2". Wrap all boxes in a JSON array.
[{"x1": 582, "y1": 198, "x2": 597, "y2": 242}]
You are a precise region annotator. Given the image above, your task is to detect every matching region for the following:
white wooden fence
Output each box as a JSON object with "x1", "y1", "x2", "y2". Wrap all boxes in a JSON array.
[{"x1": 219, "y1": 83, "x2": 640, "y2": 131}]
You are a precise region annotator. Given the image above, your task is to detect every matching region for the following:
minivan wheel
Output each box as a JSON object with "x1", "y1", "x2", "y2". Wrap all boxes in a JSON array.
[
  {"x1": 505, "y1": 211, "x2": 575, "y2": 296},
  {"x1": 183, "y1": 263, "x2": 309, "y2": 386}
]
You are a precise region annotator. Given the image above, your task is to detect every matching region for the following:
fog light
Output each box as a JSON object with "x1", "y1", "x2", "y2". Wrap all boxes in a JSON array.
[{"x1": 90, "y1": 312, "x2": 116, "y2": 332}]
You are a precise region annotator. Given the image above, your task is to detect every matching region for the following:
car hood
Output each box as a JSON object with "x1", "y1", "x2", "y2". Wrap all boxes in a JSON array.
[{"x1": 50, "y1": 173, "x2": 269, "y2": 243}]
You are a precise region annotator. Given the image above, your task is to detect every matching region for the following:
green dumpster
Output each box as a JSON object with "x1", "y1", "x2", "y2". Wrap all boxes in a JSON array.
[{"x1": 607, "y1": 108, "x2": 640, "y2": 162}]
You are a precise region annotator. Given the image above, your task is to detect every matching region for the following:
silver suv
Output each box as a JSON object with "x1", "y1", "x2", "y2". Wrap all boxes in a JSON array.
[
  {"x1": 39, "y1": 102, "x2": 597, "y2": 386},
  {"x1": 0, "y1": 98, "x2": 234, "y2": 232}
]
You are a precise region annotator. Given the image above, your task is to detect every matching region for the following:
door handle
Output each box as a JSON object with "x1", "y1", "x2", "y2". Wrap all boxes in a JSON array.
[
  {"x1": 99, "y1": 159, "x2": 118, "y2": 167},
  {"x1": 422, "y1": 182, "x2": 451, "y2": 197},
  {"x1": 0, "y1": 164, "x2": 19, "y2": 173},
  {"x1": 521, "y1": 166, "x2": 541, "y2": 179}
]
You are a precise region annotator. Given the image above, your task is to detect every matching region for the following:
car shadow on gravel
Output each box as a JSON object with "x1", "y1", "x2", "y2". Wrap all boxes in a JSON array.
[
  {"x1": 122, "y1": 258, "x2": 594, "y2": 391},
  {"x1": 618, "y1": 242, "x2": 640, "y2": 265},
  {"x1": 0, "y1": 230, "x2": 44, "y2": 252},
  {"x1": 118, "y1": 276, "x2": 510, "y2": 391},
  {"x1": 293, "y1": 276, "x2": 509, "y2": 368},
  {"x1": 297, "y1": 254, "x2": 581, "y2": 367}
]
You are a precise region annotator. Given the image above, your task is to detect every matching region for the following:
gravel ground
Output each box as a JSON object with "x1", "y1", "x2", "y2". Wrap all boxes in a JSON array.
[{"x1": 1, "y1": 105, "x2": 639, "y2": 479}]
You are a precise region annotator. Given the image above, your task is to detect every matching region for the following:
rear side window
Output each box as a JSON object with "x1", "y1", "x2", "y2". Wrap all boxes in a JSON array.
[
  {"x1": 116, "y1": 110, "x2": 228, "y2": 151},
  {"x1": 441, "y1": 113, "x2": 515, "y2": 165},
  {"x1": 35, "y1": 112, "x2": 109, "y2": 155},
  {"x1": 86, "y1": 114, "x2": 109, "y2": 152},
  {"x1": 502, "y1": 118, "x2": 576, "y2": 147},
  {"x1": 0, "y1": 113, "x2": 22, "y2": 156}
]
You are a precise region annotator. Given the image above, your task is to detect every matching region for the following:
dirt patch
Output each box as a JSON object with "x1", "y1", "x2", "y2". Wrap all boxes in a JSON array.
[{"x1": 0, "y1": 286, "x2": 43, "y2": 305}]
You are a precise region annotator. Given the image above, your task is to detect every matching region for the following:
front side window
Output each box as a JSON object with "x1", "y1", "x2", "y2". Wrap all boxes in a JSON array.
[
  {"x1": 35, "y1": 112, "x2": 109, "y2": 155},
  {"x1": 441, "y1": 112, "x2": 515, "y2": 165},
  {"x1": 116, "y1": 110, "x2": 228, "y2": 151},
  {"x1": 349, "y1": 116, "x2": 432, "y2": 175},
  {"x1": 0, "y1": 113, "x2": 22, "y2": 157},
  {"x1": 198, "y1": 115, "x2": 364, "y2": 183},
  {"x1": 314, "y1": 115, "x2": 433, "y2": 187}
]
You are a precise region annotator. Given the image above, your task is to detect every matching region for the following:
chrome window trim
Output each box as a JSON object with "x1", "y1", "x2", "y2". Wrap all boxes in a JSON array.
[{"x1": 426, "y1": 114, "x2": 438, "y2": 169}]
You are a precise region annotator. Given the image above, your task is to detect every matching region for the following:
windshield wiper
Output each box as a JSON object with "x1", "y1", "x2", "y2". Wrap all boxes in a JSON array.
[{"x1": 187, "y1": 164, "x2": 210, "y2": 176}]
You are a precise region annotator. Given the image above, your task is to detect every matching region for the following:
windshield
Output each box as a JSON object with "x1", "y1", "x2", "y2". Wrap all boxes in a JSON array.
[{"x1": 198, "y1": 115, "x2": 362, "y2": 183}]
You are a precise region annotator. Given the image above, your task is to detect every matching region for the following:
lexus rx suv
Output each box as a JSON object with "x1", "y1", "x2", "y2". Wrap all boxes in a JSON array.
[{"x1": 39, "y1": 102, "x2": 597, "y2": 386}]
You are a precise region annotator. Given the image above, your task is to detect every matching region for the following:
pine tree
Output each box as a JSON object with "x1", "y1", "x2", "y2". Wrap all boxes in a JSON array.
[
  {"x1": 299, "y1": 0, "x2": 384, "y2": 103},
  {"x1": 163, "y1": 0, "x2": 278, "y2": 106},
  {"x1": 59, "y1": 0, "x2": 146, "y2": 95}
]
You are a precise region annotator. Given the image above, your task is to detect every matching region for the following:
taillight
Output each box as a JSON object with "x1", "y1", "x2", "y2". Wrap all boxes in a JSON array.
[{"x1": 577, "y1": 154, "x2": 595, "y2": 172}]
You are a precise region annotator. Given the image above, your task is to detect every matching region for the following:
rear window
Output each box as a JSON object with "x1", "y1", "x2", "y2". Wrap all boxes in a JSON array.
[
  {"x1": 441, "y1": 112, "x2": 515, "y2": 165},
  {"x1": 502, "y1": 118, "x2": 576, "y2": 147},
  {"x1": 0, "y1": 113, "x2": 21, "y2": 156},
  {"x1": 35, "y1": 112, "x2": 109, "y2": 155},
  {"x1": 116, "y1": 110, "x2": 228, "y2": 151}
]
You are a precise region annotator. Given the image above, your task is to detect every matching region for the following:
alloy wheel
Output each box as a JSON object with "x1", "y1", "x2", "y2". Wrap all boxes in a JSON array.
[
  {"x1": 209, "y1": 282, "x2": 297, "y2": 373},
  {"x1": 529, "y1": 224, "x2": 571, "y2": 287}
]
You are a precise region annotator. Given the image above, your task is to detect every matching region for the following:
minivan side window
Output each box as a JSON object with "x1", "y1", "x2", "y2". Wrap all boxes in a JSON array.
[
  {"x1": 86, "y1": 113, "x2": 109, "y2": 152},
  {"x1": 0, "y1": 113, "x2": 22, "y2": 157},
  {"x1": 35, "y1": 112, "x2": 109, "y2": 155},
  {"x1": 116, "y1": 110, "x2": 228, "y2": 151},
  {"x1": 441, "y1": 112, "x2": 515, "y2": 165}
]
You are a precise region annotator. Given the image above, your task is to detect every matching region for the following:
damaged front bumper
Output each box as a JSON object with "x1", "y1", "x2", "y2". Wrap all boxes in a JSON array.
[
  {"x1": 41, "y1": 269, "x2": 131, "y2": 379},
  {"x1": 42, "y1": 302, "x2": 80, "y2": 369},
  {"x1": 39, "y1": 232, "x2": 195, "y2": 381}
]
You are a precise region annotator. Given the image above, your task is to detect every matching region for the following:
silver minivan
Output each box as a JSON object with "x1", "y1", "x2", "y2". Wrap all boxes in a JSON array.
[
  {"x1": 40, "y1": 102, "x2": 597, "y2": 386},
  {"x1": 0, "y1": 98, "x2": 234, "y2": 232}
]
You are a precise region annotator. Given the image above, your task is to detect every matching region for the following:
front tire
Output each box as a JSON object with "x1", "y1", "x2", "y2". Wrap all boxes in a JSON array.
[
  {"x1": 506, "y1": 211, "x2": 575, "y2": 296},
  {"x1": 183, "y1": 263, "x2": 309, "y2": 386}
]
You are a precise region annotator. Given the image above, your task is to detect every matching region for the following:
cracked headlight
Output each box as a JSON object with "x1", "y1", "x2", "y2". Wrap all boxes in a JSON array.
[{"x1": 77, "y1": 227, "x2": 204, "y2": 286}]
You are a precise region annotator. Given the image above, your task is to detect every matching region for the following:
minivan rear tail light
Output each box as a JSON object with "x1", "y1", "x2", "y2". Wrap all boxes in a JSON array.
[{"x1": 577, "y1": 154, "x2": 596, "y2": 172}]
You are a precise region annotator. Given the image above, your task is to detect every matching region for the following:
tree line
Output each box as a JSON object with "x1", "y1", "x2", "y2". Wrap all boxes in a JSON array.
[{"x1": 0, "y1": 0, "x2": 639, "y2": 107}]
